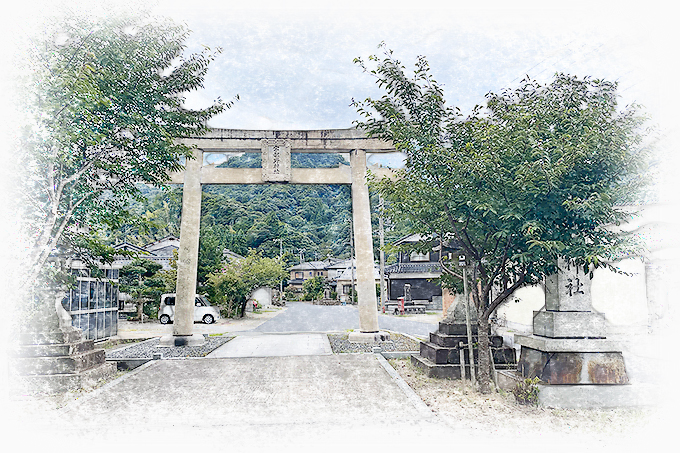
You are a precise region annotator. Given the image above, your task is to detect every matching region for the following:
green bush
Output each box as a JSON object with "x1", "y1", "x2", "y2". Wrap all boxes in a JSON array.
[{"x1": 513, "y1": 376, "x2": 541, "y2": 406}]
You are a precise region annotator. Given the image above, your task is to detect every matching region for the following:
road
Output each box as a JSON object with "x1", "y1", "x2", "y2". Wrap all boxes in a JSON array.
[{"x1": 253, "y1": 302, "x2": 440, "y2": 338}]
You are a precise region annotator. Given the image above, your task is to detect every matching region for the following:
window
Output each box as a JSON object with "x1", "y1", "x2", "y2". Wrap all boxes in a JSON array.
[{"x1": 410, "y1": 251, "x2": 430, "y2": 262}]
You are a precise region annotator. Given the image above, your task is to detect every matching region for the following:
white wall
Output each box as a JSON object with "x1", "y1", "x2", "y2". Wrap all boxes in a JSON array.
[
  {"x1": 498, "y1": 259, "x2": 650, "y2": 339},
  {"x1": 250, "y1": 287, "x2": 272, "y2": 307}
]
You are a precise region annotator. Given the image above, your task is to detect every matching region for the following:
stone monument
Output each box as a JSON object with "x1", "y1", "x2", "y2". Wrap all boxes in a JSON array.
[
  {"x1": 515, "y1": 259, "x2": 629, "y2": 385},
  {"x1": 11, "y1": 291, "x2": 116, "y2": 394}
]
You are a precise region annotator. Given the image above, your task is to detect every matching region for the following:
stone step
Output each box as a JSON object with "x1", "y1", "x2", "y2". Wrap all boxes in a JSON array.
[
  {"x1": 19, "y1": 329, "x2": 83, "y2": 346},
  {"x1": 410, "y1": 354, "x2": 467, "y2": 379},
  {"x1": 16, "y1": 340, "x2": 95, "y2": 358},
  {"x1": 420, "y1": 341, "x2": 517, "y2": 365},
  {"x1": 11, "y1": 362, "x2": 117, "y2": 395},
  {"x1": 429, "y1": 331, "x2": 504, "y2": 348},
  {"x1": 438, "y1": 322, "x2": 492, "y2": 336},
  {"x1": 419, "y1": 341, "x2": 479, "y2": 364},
  {"x1": 12, "y1": 349, "x2": 106, "y2": 376}
]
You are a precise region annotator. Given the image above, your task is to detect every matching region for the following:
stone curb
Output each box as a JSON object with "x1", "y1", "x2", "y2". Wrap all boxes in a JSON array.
[{"x1": 375, "y1": 353, "x2": 434, "y2": 418}]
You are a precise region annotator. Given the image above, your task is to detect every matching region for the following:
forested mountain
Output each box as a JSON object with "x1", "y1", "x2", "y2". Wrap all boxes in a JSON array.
[{"x1": 106, "y1": 153, "x2": 409, "y2": 281}]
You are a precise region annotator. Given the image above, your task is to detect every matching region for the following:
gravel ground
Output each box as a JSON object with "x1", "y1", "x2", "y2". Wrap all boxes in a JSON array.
[
  {"x1": 106, "y1": 335, "x2": 233, "y2": 359},
  {"x1": 328, "y1": 333, "x2": 420, "y2": 353},
  {"x1": 388, "y1": 357, "x2": 658, "y2": 444}
]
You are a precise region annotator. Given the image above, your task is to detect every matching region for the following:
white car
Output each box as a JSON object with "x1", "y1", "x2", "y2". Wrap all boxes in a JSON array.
[{"x1": 158, "y1": 294, "x2": 220, "y2": 325}]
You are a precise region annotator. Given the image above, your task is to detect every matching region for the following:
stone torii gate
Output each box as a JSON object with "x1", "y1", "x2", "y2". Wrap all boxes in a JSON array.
[{"x1": 159, "y1": 128, "x2": 395, "y2": 347}]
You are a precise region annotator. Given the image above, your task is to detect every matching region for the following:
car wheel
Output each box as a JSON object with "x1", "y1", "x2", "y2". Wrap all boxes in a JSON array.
[
  {"x1": 203, "y1": 314, "x2": 214, "y2": 324},
  {"x1": 160, "y1": 314, "x2": 171, "y2": 324}
]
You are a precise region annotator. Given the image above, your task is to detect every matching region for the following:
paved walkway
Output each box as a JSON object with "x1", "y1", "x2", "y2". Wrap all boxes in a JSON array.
[
  {"x1": 254, "y1": 302, "x2": 440, "y2": 337},
  {"x1": 206, "y1": 333, "x2": 332, "y2": 358},
  {"x1": 115, "y1": 302, "x2": 441, "y2": 340},
  {"x1": 9, "y1": 353, "x2": 485, "y2": 453}
]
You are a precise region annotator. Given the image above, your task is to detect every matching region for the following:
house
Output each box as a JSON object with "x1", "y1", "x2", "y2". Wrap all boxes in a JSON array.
[
  {"x1": 113, "y1": 236, "x2": 179, "y2": 270},
  {"x1": 335, "y1": 260, "x2": 381, "y2": 303},
  {"x1": 384, "y1": 233, "x2": 462, "y2": 311},
  {"x1": 287, "y1": 260, "x2": 330, "y2": 290},
  {"x1": 326, "y1": 258, "x2": 352, "y2": 280}
]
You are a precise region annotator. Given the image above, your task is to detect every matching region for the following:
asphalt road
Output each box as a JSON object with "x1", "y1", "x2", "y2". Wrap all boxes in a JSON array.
[{"x1": 253, "y1": 302, "x2": 439, "y2": 338}]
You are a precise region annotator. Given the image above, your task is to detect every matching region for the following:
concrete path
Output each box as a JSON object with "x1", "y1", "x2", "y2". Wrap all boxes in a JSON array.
[
  {"x1": 115, "y1": 307, "x2": 288, "y2": 339},
  {"x1": 254, "y1": 301, "x2": 439, "y2": 337},
  {"x1": 206, "y1": 333, "x2": 332, "y2": 358},
  {"x1": 9, "y1": 354, "x2": 488, "y2": 453}
]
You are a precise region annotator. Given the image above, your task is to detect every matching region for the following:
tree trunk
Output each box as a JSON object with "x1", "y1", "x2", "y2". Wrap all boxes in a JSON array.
[
  {"x1": 476, "y1": 315, "x2": 492, "y2": 394},
  {"x1": 136, "y1": 300, "x2": 144, "y2": 322}
]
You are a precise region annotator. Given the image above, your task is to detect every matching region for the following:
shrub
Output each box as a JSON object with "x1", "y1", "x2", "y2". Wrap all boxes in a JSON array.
[{"x1": 513, "y1": 376, "x2": 541, "y2": 406}]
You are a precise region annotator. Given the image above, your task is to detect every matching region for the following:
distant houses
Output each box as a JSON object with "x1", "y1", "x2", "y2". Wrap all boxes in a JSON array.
[
  {"x1": 287, "y1": 260, "x2": 330, "y2": 291},
  {"x1": 112, "y1": 235, "x2": 180, "y2": 270},
  {"x1": 285, "y1": 233, "x2": 452, "y2": 309}
]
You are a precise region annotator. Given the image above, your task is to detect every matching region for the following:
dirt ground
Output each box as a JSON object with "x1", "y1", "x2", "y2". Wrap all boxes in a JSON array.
[{"x1": 388, "y1": 358, "x2": 664, "y2": 447}]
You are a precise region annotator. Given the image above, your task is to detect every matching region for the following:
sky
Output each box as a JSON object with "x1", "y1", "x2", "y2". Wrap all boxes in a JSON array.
[
  {"x1": 2, "y1": 1, "x2": 678, "y2": 199},
  {"x1": 23, "y1": 0, "x2": 668, "y2": 204}
]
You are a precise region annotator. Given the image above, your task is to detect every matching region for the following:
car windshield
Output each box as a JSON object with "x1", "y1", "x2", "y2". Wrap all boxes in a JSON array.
[{"x1": 197, "y1": 295, "x2": 211, "y2": 306}]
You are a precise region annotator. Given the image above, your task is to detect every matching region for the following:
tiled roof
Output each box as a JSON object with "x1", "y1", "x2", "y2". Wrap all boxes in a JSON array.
[
  {"x1": 289, "y1": 261, "x2": 328, "y2": 271},
  {"x1": 385, "y1": 262, "x2": 442, "y2": 274}
]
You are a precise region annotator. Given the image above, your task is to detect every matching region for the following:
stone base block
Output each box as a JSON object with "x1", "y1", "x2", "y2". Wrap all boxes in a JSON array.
[
  {"x1": 518, "y1": 346, "x2": 629, "y2": 385},
  {"x1": 515, "y1": 334, "x2": 622, "y2": 352},
  {"x1": 438, "y1": 322, "x2": 486, "y2": 336},
  {"x1": 496, "y1": 369, "x2": 525, "y2": 391},
  {"x1": 158, "y1": 333, "x2": 206, "y2": 347},
  {"x1": 348, "y1": 331, "x2": 390, "y2": 343},
  {"x1": 537, "y1": 383, "x2": 658, "y2": 408},
  {"x1": 496, "y1": 370, "x2": 654, "y2": 408},
  {"x1": 11, "y1": 362, "x2": 117, "y2": 395},
  {"x1": 430, "y1": 331, "x2": 503, "y2": 348},
  {"x1": 14, "y1": 349, "x2": 106, "y2": 375},
  {"x1": 533, "y1": 310, "x2": 606, "y2": 338},
  {"x1": 410, "y1": 354, "x2": 464, "y2": 379}
]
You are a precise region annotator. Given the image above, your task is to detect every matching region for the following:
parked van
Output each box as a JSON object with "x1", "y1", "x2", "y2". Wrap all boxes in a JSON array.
[{"x1": 158, "y1": 294, "x2": 220, "y2": 325}]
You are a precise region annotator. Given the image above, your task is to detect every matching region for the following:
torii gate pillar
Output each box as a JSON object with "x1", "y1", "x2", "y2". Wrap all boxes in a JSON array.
[
  {"x1": 159, "y1": 150, "x2": 205, "y2": 346},
  {"x1": 348, "y1": 149, "x2": 384, "y2": 342}
]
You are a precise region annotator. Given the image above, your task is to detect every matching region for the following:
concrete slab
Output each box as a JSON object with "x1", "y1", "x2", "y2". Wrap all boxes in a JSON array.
[
  {"x1": 9, "y1": 354, "x2": 483, "y2": 452},
  {"x1": 206, "y1": 333, "x2": 332, "y2": 358}
]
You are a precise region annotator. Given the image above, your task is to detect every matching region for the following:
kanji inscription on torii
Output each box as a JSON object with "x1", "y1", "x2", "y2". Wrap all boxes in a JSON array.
[{"x1": 261, "y1": 139, "x2": 291, "y2": 182}]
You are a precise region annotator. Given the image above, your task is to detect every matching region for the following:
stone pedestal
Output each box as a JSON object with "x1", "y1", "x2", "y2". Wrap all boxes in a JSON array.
[
  {"x1": 348, "y1": 331, "x2": 390, "y2": 343},
  {"x1": 413, "y1": 294, "x2": 516, "y2": 378},
  {"x1": 411, "y1": 321, "x2": 516, "y2": 379},
  {"x1": 515, "y1": 259, "x2": 629, "y2": 386},
  {"x1": 158, "y1": 333, "x2": 207, "y2": 347},
  {"x1": 10, "y1": 292, "x2": 115, "y2": 394}
]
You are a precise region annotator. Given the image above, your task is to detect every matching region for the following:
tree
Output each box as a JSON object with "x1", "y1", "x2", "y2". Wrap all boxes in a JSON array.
[
  {"x1": 207, "y1": 251, "x2": 287, "y2": 317},
  {"x1": 354, "y1": 47, "x2": 650, "y2": 393},
  {"x1": 119, "y1": 258, "x2": 164, "y2": 321},
  {"x1": 302, "y1": 276, "x2": 325, "y2": 301},
  {"x1": 19, "y1": 11, "x2": 233, "y2": 290}
]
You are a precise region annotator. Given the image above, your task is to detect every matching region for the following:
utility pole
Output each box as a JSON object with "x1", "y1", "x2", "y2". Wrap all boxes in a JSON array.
[
  {"x1": 349, "y1": 218, "x2": 356, "y2": 304},
  {"x1": 275, "y1": 238, "x2": 283, "y2": 295},
  {"x1": 379, "y1": 195, "x2": 386, "y2": 309}
]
